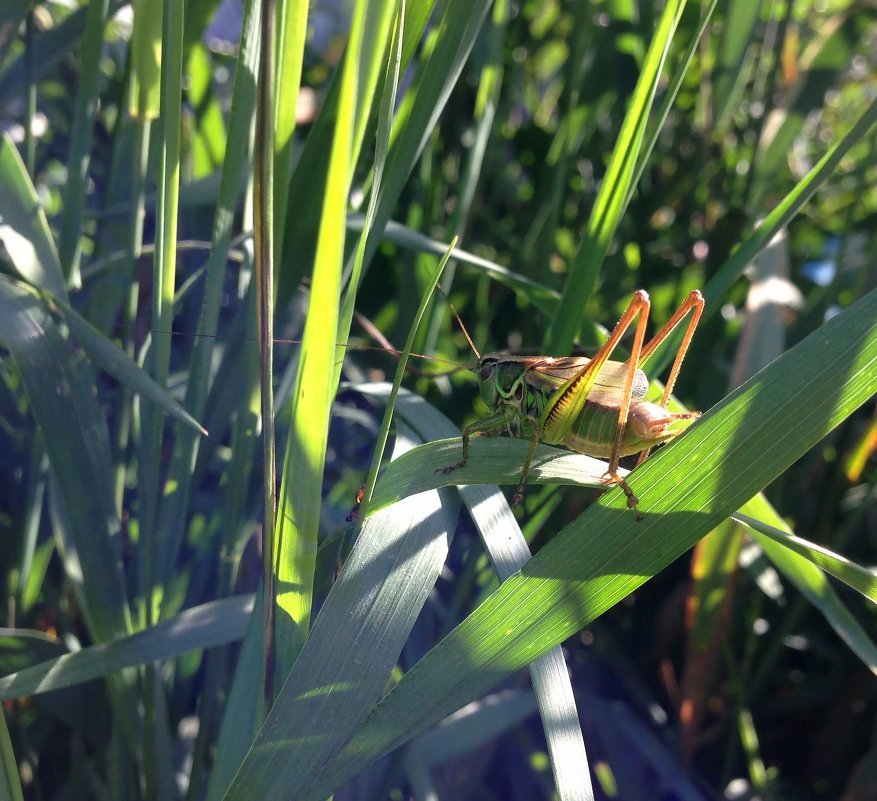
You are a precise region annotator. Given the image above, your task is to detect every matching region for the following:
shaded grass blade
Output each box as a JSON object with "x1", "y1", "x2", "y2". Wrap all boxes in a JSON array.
[
  {"x1": 0, "y1": 596, "x2": 254, "y2": 700},
  {"x1": 0, "y1": 279, "x2": 131, "y2": 643}
]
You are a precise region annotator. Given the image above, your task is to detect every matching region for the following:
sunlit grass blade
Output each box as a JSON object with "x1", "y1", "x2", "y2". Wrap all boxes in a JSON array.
[
  {"x1": 737, "y1": 494, "x2": 877, "y2": 673},
  {"x1": 293, "y1": 284, "x2": 877, "y2": 801},
  {"x1": 271, "y1": 0, "x2": 378, "y2": 685},
  {"x1": 273, "y1": 0, "x2": 310, "y2": 251},
  {"x1": 357, "y1": 0, "x2": 492, "y2": 271},
  {"x1": 224, "y1": 429, "x2": 460, "y2": 801},
  {"x1": 0, "y1": 132, "x2": 65, "y2": 297},
  {"x1": 702, "y1": 97, "x2": 877, "y2": 321},
  {"x1": 367, "y1": 437, "x2": 616, "y2": 514},
  {"x1": 335, "y1": 0, "x2": 405, "y2": 389},
  {"x1": 357, "y1": 384, "x2": 595, "y2": 800},
  {"x1": 275, "y1": 1, "x2": 407, "y2": 304},
  {"x1": 733, "y1": 513, "x2": 877, "y2": 607},
  {"x1": 544, "y1": 0, "x2": 687, "y2": 353}
]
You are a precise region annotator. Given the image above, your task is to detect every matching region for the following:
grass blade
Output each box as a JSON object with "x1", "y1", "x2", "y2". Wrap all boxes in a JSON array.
[
  {"x1": 0, "y1": 132, "x2": 65, "y2": 298},
  {"x1": 224, "y1": 430, "x2": 460, "y2": 801},
  {"x1": 296, "y1": 283, "x2": 877, "y2": 801}
]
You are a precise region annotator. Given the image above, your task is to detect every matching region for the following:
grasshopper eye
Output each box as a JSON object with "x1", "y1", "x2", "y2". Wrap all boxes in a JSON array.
[{"x1": 479, "y1": 363, "x2": 494, "y2": 382}]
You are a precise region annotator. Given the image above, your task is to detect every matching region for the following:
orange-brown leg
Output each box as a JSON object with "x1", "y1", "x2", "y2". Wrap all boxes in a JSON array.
[
  {"x1": 589, "y1": 291, "x2": 653, "y2": 519},
  {"x1": 634, "y1": 290, "x2": 705, "y2": 467}
]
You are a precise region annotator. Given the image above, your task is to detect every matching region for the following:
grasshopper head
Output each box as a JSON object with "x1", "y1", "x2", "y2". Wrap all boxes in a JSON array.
[
  {"x1": 478, "y1": 356, "x2": 529, "y2": 412},
  {"x1": 477, "y1": 356, "x2": 502, "y2": 408}
]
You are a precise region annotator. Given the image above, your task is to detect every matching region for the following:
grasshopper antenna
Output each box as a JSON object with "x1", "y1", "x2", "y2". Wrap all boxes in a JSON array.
[
  {"x1": 435, "y1": 286, "x2": 481, "y2": 362},
  {"x1": 351, "y1": 310, "x2": 466, "y2": 376}
]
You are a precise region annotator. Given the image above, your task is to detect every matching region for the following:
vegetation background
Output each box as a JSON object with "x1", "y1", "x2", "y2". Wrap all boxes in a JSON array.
[{"x1": 0, "y1": 1, "x2": 876, "y2": 800}]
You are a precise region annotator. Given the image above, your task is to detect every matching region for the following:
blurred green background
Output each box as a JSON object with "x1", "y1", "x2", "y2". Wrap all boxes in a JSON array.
[{"x1": 0, "y1": 1, "x2": 876, "y2": 799}]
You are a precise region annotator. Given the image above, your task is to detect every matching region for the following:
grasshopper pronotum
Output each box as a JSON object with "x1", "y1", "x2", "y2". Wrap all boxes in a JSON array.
[{"x1": 439, "y1": 289, "x2": 705, "y2": 518}]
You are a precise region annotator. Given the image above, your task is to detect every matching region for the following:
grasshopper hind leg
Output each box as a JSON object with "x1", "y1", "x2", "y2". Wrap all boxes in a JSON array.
[{"x1": 602, "y1": 472, "x2": 643, "y2": 521}]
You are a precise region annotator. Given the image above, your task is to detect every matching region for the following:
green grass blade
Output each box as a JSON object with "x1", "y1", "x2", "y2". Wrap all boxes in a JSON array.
[
  {"x1": 0, "y1": 132, "x2": 66, "y2": 298},
  {"x1": 362, "y1": 236, "x2": 454, "y2": 509},
  {"x1": 46, "y1": 299, "x2": 206, "y2": 434},
  {"x1": 712, "y1": 0, "x2": 763, "y2": 131},
  {"x1": 294, "y1": 283, "x2": 877, "y2": 801},
  {"x1": 735, "y1": 496, "x2": 877, "y2": 675},
  {"x1": 646, "y1": 94, "x2": 877, "y2": 378},
  {"x1": 734, "y1": 512, "x2": 877, "y2": 608},
  {"x1": 55, "y1": 0, "x2": 109, "y2": 284},
  {"x1": 0, "y1": 707, "x2": 24, "y2": 801},
  {"x1": 224, "y1": 429, "x2": 460, "y2": 801},
  {"x1": 368, "y1": 437, "x2": 614, "y2": 514},
  {"x1": 273, "y1": 0, "x2": 309, "y2": 249},
  {"x1": 139, "y1": 0, "x2": 185, "y2": 630},
  {"x1": 0, "y1": 277, "x2": 131, "y2": 642},
  {"x1": 272, "y1": 0, "x2": 373, "y2": 681},
  {"x1": 357, "y1": 0, "x2": 492, "y2": 271},
  {"x1": 156, "y1": 0, "x2": 261, "y2": 594},
  {"x1": 628, "y1": 0, "x2": 719, "y2": 204},
  {"x1": 347, "y1": 216, "x2": 562, "y2": 316},
  {"x1": 544, "y1": 0, "x2": 687, "y2": 354},
  {"x1": 702, "y1": 97, "x2": 877, "y2": 320},
  {"x1": 275, "y1": 0, "x2": 403, "y2": 304},
  {"x1": 0, "y1": 596, "x2": 253, "y2": 700},
  {"x1": 335, "y1": 0, "x2": 404, "y2": 389},
  {"x1": 357, "y1": 384, "x2": 595, "y2": 800}
]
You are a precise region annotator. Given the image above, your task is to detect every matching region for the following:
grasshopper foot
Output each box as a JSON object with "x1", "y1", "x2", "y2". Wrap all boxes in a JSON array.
[
  {"x1": 603, "y1": 473, "x2": 642, "y2": 521},
  {"x1": 437, "y1": 461, "x2": 465, "y2": 475}
]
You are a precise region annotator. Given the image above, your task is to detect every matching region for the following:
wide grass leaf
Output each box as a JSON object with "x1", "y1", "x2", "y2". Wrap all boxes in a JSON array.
[
  {"x1": 224, "y1": 428, "x2": 460, "y2": 800},
  {"x1": 0, "y1": 596, "x2": 253, "y2": 699},
  {"x1": 0, "y1": 279, "x2": 130, "y2": 643},
  {"x1": 293, "y1": 284, "x2": 877, "y2": 800}
]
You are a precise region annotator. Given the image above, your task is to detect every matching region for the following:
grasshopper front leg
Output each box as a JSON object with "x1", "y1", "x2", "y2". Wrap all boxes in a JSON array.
[
  {"x1": 439, "y1": 407, "x2": 544, "y2": 509},
  {"x1": 437, "y1": 409, "x2": 517, "y2": 474}
]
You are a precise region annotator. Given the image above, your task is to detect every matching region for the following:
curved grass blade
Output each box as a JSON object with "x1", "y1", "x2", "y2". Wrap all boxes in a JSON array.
[
  {"x1": 733, "y1": 512, "x2": 877, "y2": 608},
  {"x1": 0, "y1": 595, "x2": 254, "y2": 700},
  {"x1": 45, "y1": 296, "x2": 206, "y2": 434},
  {"x1": 223, "y1": 427, "x2": 460, "y2": 801},
  {"x1": 294, "y1": 284, "x2": 877, "y2": 801},
  {"x1": 358, "y1": 384, "x2": 595, "y2": 801},
  {"x1": 0, "y1": 278, "x2": 131, "y2": 643},
  {"x1": 368, "y1": 437, "x2": 616, "y2": 515}
]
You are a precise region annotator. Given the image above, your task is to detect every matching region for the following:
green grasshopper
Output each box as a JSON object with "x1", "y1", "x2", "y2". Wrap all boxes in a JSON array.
[{"x1": 439, "y1": 289, "x2": 705, "y2": 518}]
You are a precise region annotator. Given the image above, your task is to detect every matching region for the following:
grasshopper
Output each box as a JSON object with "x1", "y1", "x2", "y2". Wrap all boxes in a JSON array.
[{"x1": 439, "y1": 289, "x2": 705, "y2": 518}]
